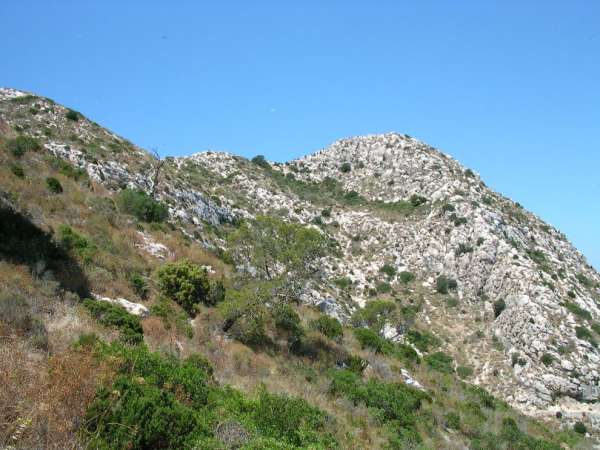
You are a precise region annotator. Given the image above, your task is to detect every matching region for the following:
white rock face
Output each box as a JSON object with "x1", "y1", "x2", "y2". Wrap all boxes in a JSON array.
[
  {"x1": 136, "y1": 232, "x2": 170, "y2": 259},
  {"x1": 92, "y1": 293, "x2": 150, "y2": 318}
]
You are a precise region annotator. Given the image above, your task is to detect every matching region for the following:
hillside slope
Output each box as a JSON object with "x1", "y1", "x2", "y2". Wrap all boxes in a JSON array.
[{"x1": 1, "y1": 87, "x2": 599, "y2": 448}]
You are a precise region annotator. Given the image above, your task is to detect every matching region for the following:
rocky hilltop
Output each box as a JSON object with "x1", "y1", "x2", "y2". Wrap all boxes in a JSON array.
[{"x1": 1, "y1": 87, "x2": 599, "y2": 444}]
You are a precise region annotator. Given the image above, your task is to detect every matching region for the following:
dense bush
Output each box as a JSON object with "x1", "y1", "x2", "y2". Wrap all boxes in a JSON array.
[
  {"x1": 219, "y1": 291, "x2": 269, "y2": 347},
  {"x1": 379, "y1": 263, "x2": 396, "y2": 278},
  {"x1": 353, "y1": 328, "x2": 394, "y2": 354},
  {"x1": 129, "y1": 272, "x2": 149, "y2": 299},
  {"x1": 65, "y1": 108, "x2": 81, "y2": 121},
  {"x1": 436, "y1": 275, "x2": 458, "y2": 294},
  {"x1": 329, "y1": 369, "x2": 427, "y2": 445},
  {"x1": 575, "y1": 326, "x2": 597, "y2": 347},
  {"x1": 83, "y1": 299, "x2": 144, "y2": 344},
  {"x1": 10, "y1": 164, "x2": 24, "y2": 178},
  {"x1": 457, "y1": 365, "x2": 474, "y2": 379},
  {"x1": 351, "y1": 299, "x2": 396, "y2": 334},
  {"x1": 253, "y1": 387, "x2": 336, "y2": 447},
  {"x1": 573, "y1": 421, "x2": 587, "y2": 435},
  {"x1": 84, "y1": 342, "x2": 337, "y2": 449},
  {"x1": 564, "y1": 301, "x2": 592, "y2": 320},
  {"x1": 424, "y1": 351, "x2": 454, "y2": 373},
  {"x1": 48, "y1": 157, "x2": 87, "y2": 181},
  {"x1": 46, "y1": 176, "x2": 63, "y2": 193},
  {"x1": 309, "y1": 315, "x2": 343, "y2": 341},
  {"x1": 493, "y1": 299, "x2": 506, "y2": 318},
  {"x1": 251, "y1": 155, "x2": 271, "y2": 169},
  {"x1": 156, "y1": 259, "x2": 212, "y2": 315},
  {"x1": 339, "y1": 162, "x2": 352, "y2": 173},
  {"x1": 399, "y1": 271, "x2": 415, "y2": 284},
  {"x1": 409, "y1": 194, "x2": 427, "y2": 207},
  {"x1": 117, "y1": 188, "x2": 169, "y2": 223},
  {"x1": 541, "y1": 353, "x2": 554, "y2": 366},
  {"x1": 272, "y1": 303, "x2": 303, "y2": 337},
  {"x1": 57, "y1": 224, "x2": 97, "y2": 263},
  {"x1": 6, "y1": 135, "x2": 41, "y2": 157},
  {"x1": 406, "y1": 329, "x2": 441, "y2": 352}
]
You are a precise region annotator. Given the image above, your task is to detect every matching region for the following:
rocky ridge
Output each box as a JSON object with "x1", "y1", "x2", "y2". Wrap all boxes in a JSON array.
[{"x1": 1, "y1": 87, "x2": 599, "y2": 428}]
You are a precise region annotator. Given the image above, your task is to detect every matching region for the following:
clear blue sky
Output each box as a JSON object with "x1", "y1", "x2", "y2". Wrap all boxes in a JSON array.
[{"x1": 1, "y1": 1, "x2": 599, "y2": 268}]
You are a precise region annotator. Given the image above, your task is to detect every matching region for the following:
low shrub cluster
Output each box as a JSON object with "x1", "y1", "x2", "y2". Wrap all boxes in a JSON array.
[
  {"x1": 46, "y1": 176, "x2": 63, "y2": 193},
  {"x1": 329, "y1": 369, "x2": 428, "y2": 446},
  {"x1": 436, "y1": 275, "x2": 458, "y2": 294},
  {"x1": 6, "y1": 135, "x2": 41, "y2": 157},
  {"x1": 83, "y1": 339, "x2": 337, "y2": 449},
  {"x1": 117, "y1": 188, "x2": 169, "y2": 223},
  {"x1": 82, "y1": 299, "x2": 144, "y2": 344},
  {"x1": 353, "y1": 328, "x2": 419, "y2": 364},
  {"x1": 57, "y1": 224, "x2": 97, "y2": 263},
  {"x1": 309, "y1": 315, "x2": 343, "y2": 341}
]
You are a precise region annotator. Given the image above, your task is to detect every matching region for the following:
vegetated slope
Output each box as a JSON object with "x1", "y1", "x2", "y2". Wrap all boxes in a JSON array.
[{"x1": 0, "y1": 87, "x2": 598, "y2": 449}]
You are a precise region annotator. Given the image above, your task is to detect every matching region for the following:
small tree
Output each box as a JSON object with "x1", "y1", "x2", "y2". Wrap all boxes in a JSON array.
[
  {"x1": 156, "y1": 259, "x2": 211, "y2": 316},
  {"x1": 46, "y1": 177, "x2": 63, "y2": 194},
  {"x1": 227, "y1": 216, "x2": 329, "y2": 299}
]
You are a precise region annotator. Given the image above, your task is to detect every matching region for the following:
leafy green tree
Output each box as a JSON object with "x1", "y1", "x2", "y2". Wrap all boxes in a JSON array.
[{"x1": 227, "y1": 216, "x2": 329, "y2": 298}]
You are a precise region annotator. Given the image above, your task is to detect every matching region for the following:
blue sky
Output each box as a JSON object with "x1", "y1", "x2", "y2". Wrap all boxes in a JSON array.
[{"x1": 1, "y1": 1, "x2": 599, "y2": 268}]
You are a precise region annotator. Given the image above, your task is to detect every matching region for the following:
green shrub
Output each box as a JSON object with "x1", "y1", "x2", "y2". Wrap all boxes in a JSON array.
[
  {"x1": 6, "y1": 135, "x2": 41, "y2": 157},
  {"x1": 576, "y1": 273, "x2": 594, "y2": 289},
  {"x1": 436, "y1": 275, "x2": 457, "y2": 294},
  {"x1": 444, "y1": 412, "x2": 461, "y2": 429},
  {"x1": 129, "y1": 272, "x2": 149, "y2": 299},
  {"x1": 591, "y1": 322, "x2": 600, "y2": 335},
  {"x1": 446, "y1": 297, "x2": 459, "y2": 307},
  {"x1": 339, "y1": 162, "x2": 351, "y2": 173},
  {"x1": 309, "y1": 315, "x2": 343, "y2": 341},
  {"x1": 409, "y1": 194, "x2": 427, "y2": 207},
  {"x1": 272, "y1": 303, "x2": 302, "y2": 336},
  {"x1": 457, "y1": 366, "x2": 473, "y2": 379},
  {"x1": 251, "y1": 155, "x2": 270, "y2": 169},
  {"x1": 353, "y1": 328, "x2": 394, "y2": 354},
  {"x1": 10, "y1": 164, "x2": 25, "y2": 178},
  {"x1": 424, "y1": 351, "x2": 454, "y2": 373},
  {"x1": 493, "y1": 299, "x2": 506, "y2": 318},
  {"x1": 57, "y1": 224, "x2": 97, "y2": 263},
  {"x1": 442, "y1": 203, "x2": 455, "y2": 213},
  {"x1": 575, "y1": 326, "x2": 597, "y2": 346},
  {"x1": 83, "y1": 299, "x2": 144, "y2": 344},
  {"x1": 333, "y1": 276, "x2": 352, "y2": 289},
  {"x1": 65, "y1": 108, "x2": 81, "y2": 121},
  {"x1": 219, "y1": 294, "x2": 269, "y2": 347},
  {"x1": 351, "y1": 300, "x2": 396, "y2": 334},
  {"x1": 564, "y1": 301, "x2": 592, "y2": 320},
  {"x1": 406, "y1": 329, "x2": 441, "y2": 352},
  {"x1": 540, "y1": 353, "x2": 554, "y2": 366},
  {"x1": 329, "y1": 369, "x2": 427, "y2": 443},
  {"x1": 48, "y1": 157, "x2": 87, "y2": 180},
  {"x1": 379, "y1": 263, "x2": 396, "y2": 278},
  {"x1": 46, "y1": 176, "x2": 63, "y2": 193},
  {"x1": 455, "y1": 243, "x2": 474, "y2": 257},
  {"x1": 399, "y1": 271, "x2": 415, "y2": 284},
  {"x1": 465, "y1": 169, "x2": 475, "y2": 177},
  {"x1": 156, "y1": 259, "x2": 211, "y2": 315},
  {"x1": 376, "y1": 281, "x2": 391, "y2": 293},
  {"x1": 321, "y1": 208, "x2": 331, "y2": 218},
  {"x1": 117, "y1": 188, "x2": 169, "y2": 222},
  {"x1": 573, "y1": 421, "x2": 587, "y2": 435},
  {"x1": 253, "y1": 388, "x2": 336, "y2": 447}
]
